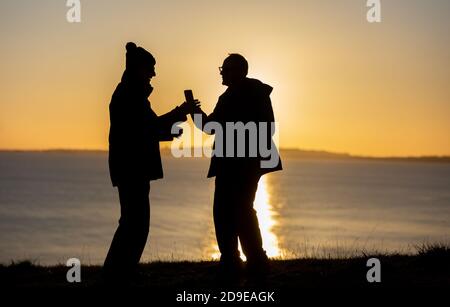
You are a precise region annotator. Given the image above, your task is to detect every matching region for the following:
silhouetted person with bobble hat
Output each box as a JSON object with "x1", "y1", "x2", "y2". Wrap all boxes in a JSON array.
[
  {"x1": 192, "y1": 54, "x2": 282, "y2": 281},
  {"x1": 104, "y1": 42, "x2": 197, "y2": 283}
]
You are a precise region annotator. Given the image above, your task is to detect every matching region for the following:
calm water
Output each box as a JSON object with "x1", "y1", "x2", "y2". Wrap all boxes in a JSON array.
[{"x1": 0, "y1": 152, "x2": 449, "y2": 265}]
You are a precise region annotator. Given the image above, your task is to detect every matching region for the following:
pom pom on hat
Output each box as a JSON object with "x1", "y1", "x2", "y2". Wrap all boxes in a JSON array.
[
  {"x1": 126, "y1": 42, "x2": 137, "y2": 52},
  {"x1": 125, "y1": 42, "x2": 155, "y2": 69}
]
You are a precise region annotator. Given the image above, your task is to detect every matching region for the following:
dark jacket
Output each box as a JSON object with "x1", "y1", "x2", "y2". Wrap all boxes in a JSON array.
[
  {"x1": 204, "y1": 78, "x2": 282, "y2": 178},
  {"x1": 108, "y1": 72, "x2": 186, "y2": 186}
]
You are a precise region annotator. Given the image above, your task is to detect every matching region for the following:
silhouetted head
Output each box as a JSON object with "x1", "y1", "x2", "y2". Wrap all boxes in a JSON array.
[
  {"x1": 220, "y1": 54, "x2": 248, "y2": 87},
  {"x1": 125, "y1": 42, "x2": 156, "y2": 83}
]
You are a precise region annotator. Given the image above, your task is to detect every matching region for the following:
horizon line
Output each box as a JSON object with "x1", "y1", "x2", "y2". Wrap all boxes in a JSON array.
[{"x1": 0, "y1": 147, "x2": 449, "y2": 160}]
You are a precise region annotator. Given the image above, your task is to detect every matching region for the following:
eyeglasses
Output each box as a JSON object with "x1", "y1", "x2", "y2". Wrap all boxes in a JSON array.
[{"x1": 219, "y1": 66, "x2": 238, "y2": 73}]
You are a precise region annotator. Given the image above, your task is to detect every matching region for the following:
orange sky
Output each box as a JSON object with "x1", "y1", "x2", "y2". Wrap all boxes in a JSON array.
[{"x1": 0, "y1": 0, "x2": 449, "y2": 156}]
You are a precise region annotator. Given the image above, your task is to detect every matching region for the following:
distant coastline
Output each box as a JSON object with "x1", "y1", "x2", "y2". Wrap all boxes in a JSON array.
[
  {"x1": 1, "y1": 148, "x2": 449, "y2": 163},
  {"x1": 278, "y1": 148, "x2": 450, "y2": 164}
]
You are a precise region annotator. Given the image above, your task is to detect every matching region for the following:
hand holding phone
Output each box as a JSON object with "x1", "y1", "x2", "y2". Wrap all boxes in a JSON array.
[
  {"x1": 184, "y1": 89, "x2": 194, "y2": 102},
  {"x1": 181, "y1": 89, "x2": 201, "y2": 114}
]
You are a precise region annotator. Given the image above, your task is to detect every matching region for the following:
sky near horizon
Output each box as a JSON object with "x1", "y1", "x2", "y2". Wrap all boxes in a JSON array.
[{"x1": 0, "y1": 0, "x2": 449, "y2": 156}]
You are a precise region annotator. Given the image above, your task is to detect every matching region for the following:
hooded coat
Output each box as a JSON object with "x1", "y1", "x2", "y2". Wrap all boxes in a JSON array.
[{"x1": 204, "y1": 78, "x2": 282, "y2": 178}]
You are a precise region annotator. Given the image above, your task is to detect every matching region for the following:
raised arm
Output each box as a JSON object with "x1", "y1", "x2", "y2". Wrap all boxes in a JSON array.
[
  {"x1": 156, "y1": 100, "x2": 200, "y2": 141},
  {"x1": 190, "y1": 101, "x2": 220, "y2": 135}
]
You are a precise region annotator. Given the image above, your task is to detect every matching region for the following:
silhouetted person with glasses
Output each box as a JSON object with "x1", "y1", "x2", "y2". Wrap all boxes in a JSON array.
[
  {"x1": 104, "y1": 42, "x2": 197, "y2": 283},
  {"x1": 192, "y1": 54, "x2": 282, "y2": 280}
]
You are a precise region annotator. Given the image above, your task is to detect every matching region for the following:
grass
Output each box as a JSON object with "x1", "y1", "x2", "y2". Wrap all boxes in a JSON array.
[{"x1": 0, "y1": 244, "x2": 448, "y2": 288}]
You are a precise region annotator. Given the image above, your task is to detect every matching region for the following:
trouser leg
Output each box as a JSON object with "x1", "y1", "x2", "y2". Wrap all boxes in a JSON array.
[
  {"x1": 104, "y1": 181, "x2": 150, "y2": 277},
  {"x1": 235, "y1": 175, "x2": 267, "y2": 263},
  {"x1": 213, "y1": 176, "x2": 240, "y2": 263}
]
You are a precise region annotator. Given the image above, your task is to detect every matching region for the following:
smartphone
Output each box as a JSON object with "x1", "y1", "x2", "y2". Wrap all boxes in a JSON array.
[{"x1": 184, "y1": 89, "x2": 194, "y2": 102}]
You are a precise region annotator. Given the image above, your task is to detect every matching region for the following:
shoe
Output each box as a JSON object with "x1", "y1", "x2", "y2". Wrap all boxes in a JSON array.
[
  {"x1": 216, "y1": 257, "x2": 244, "y2": 285},
  {"x1": 246, "y1": 255, "x2": 271, "y2": 279}
]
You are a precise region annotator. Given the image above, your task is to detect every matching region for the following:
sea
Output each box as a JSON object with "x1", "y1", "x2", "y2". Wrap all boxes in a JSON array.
[{"x1": 0, "y1": 151, "x2": 449, "y2": 265}]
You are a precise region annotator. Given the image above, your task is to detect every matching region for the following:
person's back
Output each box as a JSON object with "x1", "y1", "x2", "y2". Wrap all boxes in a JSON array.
[
  {"x1": 207, "y1": 76, "x2": 282, "y2": 178},
  {"x1": 108, "y1": 71, "x2": 163, "y2": 186}
]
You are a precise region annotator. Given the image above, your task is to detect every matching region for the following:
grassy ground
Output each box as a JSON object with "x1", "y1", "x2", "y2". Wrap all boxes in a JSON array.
[{"x1": 1, "y1": 244, "x2": 448, "y2": 289}]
